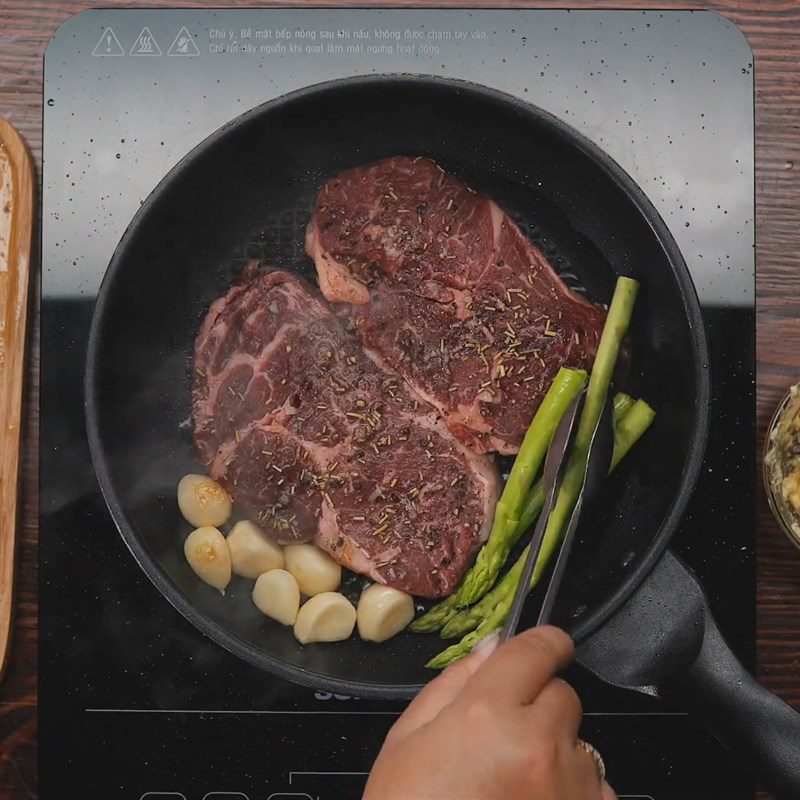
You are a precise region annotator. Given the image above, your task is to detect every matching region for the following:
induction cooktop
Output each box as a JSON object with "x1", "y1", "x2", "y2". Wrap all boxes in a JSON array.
[{"x1": 41, "y1": 8, "x2": 755, "y2": 799}]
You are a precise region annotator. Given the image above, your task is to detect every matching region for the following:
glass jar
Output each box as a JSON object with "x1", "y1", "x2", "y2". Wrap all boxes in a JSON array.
[{"x1": 763, "y1": 381, "x2": 800, "y2": 551}]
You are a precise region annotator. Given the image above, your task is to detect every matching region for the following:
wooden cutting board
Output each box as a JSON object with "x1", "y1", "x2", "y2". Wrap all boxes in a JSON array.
[{"x1": 0, "y1": 116, "x2": 33, "y2": 682}]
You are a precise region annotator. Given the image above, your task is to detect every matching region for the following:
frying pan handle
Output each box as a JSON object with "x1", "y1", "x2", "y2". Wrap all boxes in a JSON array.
[{"x1": 670, "y1": 608, "x2": 800, "y2": 799}]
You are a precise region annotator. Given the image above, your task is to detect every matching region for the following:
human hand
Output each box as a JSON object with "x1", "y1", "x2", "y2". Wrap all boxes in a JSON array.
[{"x1": 364, "y1": 626, "x2": 616, "y2": 800}]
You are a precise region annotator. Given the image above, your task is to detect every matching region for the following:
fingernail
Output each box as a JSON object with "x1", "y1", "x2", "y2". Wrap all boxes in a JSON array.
[{"x1": 471, "y1": 630, "x2": 499, "y2": 662}]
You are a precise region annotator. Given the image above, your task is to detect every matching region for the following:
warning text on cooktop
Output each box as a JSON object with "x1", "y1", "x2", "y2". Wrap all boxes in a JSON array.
[{"x1": 207, "y1": 26, "x2": 488, "y2": 57}]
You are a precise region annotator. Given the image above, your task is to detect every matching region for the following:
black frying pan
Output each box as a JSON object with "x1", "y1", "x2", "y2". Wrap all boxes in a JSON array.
[{"x1": 84, "y1": 76, "x2": 799, "y2": 795}]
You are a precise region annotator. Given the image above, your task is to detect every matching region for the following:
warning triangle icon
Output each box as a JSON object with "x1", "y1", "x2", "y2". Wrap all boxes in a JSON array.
[
  {"x1": 168, "y1": 26, "x2": 200, "y2": 56},
  {"x1": 92, "y1": 27, "x2": 124, "y2": 57},
  {"x1": 130, "y1": 26, "x2": 162, "y2": 56}
]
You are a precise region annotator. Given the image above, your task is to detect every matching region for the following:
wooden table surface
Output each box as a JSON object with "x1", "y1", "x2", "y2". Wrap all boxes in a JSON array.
[{"x1": 0, "y1": 0, "x2": 797, "y2": 797}]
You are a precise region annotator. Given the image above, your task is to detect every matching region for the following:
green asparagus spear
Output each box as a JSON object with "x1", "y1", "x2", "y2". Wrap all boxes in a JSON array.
[
  {"x1": 455, "y1": 367, "x2": 587, "y2": 606},
  {"x1": 440, "y1": 541, "x2": 526, "y2": 640},
  {"x1": 407, "y1": 593, "x2": 460, "y2": 633},
  {"x1": 612, "y1": 399, "x2": 656, "y2": 467},
  {"x1": 410, "y1": 390, "x2": 638, "y2": 635},
  {"x1": 457, "y1": 277, "x2": 638, "y2": 608},
  {"x1": 429, "y1": 399, "x2": 654, "y2": 665},
  {"x1": 513, "y1": 390, "x2": 635, "y2": 539},
  {"x1": 495, "y1": 367, "x2": 588, "y2": 521},
  {"x1": 408, "y1": 367, "x2": 586, "y2": 633},
  {"x1": 427, "y1": 597, "x2": 514, "y2": 670},
  {"x1": 613, "y1": 392, "x2": 635, "y2": 421}
]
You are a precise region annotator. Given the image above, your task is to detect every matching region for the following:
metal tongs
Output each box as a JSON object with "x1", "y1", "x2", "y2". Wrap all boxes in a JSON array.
[{"x1": 499, "y1": 390, "x2": 615, "y2": 642}]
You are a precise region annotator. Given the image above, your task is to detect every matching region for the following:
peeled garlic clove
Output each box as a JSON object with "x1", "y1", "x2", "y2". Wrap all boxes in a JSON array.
[
  {"x1": 184, "y1": 526, "x2": 231, "y2": 592},
  {"x1": 227, "y1": 520, "x2": 285, "y2": 579},
  {"x1": 285, "y1": 543, "x2": 341, "y2": 596},
  {"x1": 357, "y1": 584, "x2": 415, "y2": 643},
  {"x1": 293, "y1": 592, "x2": 356, "y2": 644},
  {"x1": 252, "y1": 569, "x2": 300, "y2": 626},
  {"x1": 177, "y1": 474, "x2": 232, "y2": 527}
]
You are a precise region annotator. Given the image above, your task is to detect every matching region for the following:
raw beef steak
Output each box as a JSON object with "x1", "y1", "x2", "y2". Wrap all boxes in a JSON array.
[
  {"x1": 193, "y1": 269, "x2": 499, "y2": 598},
  {"x1": 306, "y1": 156, "x2": 608, "y2": 454}
]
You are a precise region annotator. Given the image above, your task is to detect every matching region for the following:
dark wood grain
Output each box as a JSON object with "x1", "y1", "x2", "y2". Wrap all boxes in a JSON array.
[{"x1": 1, "y1": 1, "x2": 797, "y2": 798}]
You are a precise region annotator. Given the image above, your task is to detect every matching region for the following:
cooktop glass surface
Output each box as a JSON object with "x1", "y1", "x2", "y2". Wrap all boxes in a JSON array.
[{"x1": 41, "y1": 9, "x2": 755, "y2": 799}]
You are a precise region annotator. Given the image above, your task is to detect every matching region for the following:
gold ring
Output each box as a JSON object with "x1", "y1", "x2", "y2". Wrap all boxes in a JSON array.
[{"x1": 576, "y1": 738, "x2": 606, "y2": 783}]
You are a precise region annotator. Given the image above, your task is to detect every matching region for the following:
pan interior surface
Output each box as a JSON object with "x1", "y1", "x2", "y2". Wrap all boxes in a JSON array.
[{"x1": 87, "y1": 76, "x2": 706, "y2": 697}]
